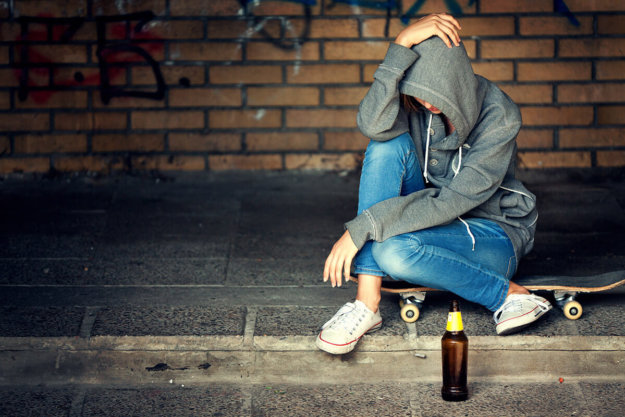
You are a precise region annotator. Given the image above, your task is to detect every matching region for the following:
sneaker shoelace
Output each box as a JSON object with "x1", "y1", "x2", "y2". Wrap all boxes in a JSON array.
[
  {"x1": 493, "y1": 294, "x2": 551, "y2": 321},
  {"x1": 320, "y1": 302, "x2": 366, "y2": 335}
]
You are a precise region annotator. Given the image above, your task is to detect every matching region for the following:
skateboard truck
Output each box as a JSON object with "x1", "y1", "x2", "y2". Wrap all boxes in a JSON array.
[
  {"x1": 553, "y1": 291, "x2": 583, "y2": 320},
  {"x1": 398, "y1": 291, "x2": 426, "y2": 323}
]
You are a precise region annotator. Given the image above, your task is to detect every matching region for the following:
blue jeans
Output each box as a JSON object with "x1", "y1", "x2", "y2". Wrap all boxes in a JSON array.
[{"x1": 353, "y1": 132, "x2": 514, "y2": 311}]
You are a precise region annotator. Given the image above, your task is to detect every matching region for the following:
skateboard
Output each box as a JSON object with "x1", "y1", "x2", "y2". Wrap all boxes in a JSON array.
[{"x1": 348, "y1": 270, "x2": 625, "y2": 323}]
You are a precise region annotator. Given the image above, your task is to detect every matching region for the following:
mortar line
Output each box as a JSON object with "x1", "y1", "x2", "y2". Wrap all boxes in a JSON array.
[
  {"x1": 68, "y1": 387, "x2": 86, "y2": 417},
  {"x1": 243, "y1": 307, "x2": 258, "y2": 347},
  {"x1": 79, "y1": 306, "x2": 101, "y2": 338},
  {"x1": 240, "y1": 386, "x2": 253, "y2": 416}
]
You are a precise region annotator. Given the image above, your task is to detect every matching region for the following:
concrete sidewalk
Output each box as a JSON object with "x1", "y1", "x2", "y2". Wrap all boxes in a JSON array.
[{"x1": 1, "y1": 170, "x2": 624, "y2": 416}]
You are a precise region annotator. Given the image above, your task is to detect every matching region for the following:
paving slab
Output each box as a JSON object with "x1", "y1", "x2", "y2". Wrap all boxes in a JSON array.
[{"x1": 91, "y1": 306, "x2": 246, "y2": 337}]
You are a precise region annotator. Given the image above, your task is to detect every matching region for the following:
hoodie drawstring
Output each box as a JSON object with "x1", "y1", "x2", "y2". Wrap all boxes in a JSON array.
[
  {"x1": 422, "y1": 113, "x2": 474, "y2": 251},
  {"x1": 423, "y1": 113, "x2": 433, "y2": 184}
]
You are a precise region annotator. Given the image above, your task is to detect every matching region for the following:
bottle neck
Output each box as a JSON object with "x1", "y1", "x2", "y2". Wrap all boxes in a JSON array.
[{"x1": 446, "y1": 311, "x2": 464, "y2": 332}]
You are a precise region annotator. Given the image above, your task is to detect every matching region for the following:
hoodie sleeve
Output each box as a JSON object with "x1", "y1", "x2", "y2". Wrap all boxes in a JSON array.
[
  {"x1": 357, "y1": 43, "x2": 419, "y2": 141},
  {"x1": 346, "y1": 94, "x2": 522, "y2": 250}
]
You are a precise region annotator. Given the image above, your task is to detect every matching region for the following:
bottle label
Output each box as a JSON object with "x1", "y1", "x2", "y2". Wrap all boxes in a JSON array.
[{"x1": 446, "y1": 312, "x2": 464, "y2": 331}]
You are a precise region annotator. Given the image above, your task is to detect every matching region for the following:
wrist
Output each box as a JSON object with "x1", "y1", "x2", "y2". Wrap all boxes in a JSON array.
[{"x1": 394, "y1": 33, "x2": 413, "y2": 49}]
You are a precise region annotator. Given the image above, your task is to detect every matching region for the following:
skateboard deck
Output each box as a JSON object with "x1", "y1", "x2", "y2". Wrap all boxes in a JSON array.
[{"x1": 348, "y1": 270, "x2": 625, "y2": 323}]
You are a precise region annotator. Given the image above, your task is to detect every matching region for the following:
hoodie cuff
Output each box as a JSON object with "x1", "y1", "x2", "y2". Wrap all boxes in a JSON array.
[
  {"x1": 381, "y1": 42, "x2": 419, "y2": 72},
  {"x1": 345, "y1": 211, "x2": 376, "y2": 251}
]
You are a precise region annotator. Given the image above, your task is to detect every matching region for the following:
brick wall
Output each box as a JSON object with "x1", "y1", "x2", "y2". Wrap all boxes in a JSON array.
[{"x1": 1, "y1": 0, "x2": 624, "y2": 174}]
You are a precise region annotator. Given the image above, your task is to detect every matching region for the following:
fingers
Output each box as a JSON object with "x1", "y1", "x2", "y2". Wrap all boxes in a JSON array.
[
  {"x1": 428, "y1": 14, "x2": 461, "y2": 48},
  {"x1": 324, "y1": 231, "x2": 358, "y2": 287}
]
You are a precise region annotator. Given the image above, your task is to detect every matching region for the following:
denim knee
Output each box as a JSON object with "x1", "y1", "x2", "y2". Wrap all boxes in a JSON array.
[
  {"x1": 364, "y1": 132, "x2": 415, "y2": 162},
  {"x1": 371, "y1": 236, "x2": 416, "y2": 278}
]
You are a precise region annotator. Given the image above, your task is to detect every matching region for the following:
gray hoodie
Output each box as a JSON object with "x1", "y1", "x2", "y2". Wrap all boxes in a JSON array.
[{"x1": 346, "y1": 38, "x2": 538, "y2": 263}]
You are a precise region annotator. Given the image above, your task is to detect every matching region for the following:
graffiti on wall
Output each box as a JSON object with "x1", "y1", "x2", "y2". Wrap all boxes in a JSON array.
[
  {"x1": 15, "y1": 11, "x2": 165, "y2": 104},
  {"x1": 11, "y1": 0, "x2": 579, "y2": 105}
]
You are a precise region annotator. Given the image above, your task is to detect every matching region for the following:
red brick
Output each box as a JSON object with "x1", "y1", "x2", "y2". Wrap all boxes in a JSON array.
[
  {"x1": 286, "y1": 109, "x2": 357, "y2": 128},
  {"x1": 169, "y1": 133, "x2": 241, "y2": 152},
  {"x1": 324, "y1": 131, "x2": 368, "y2": 151},
  {"x1": 170, "y1": 42, "x2": 242, "y2": 61},
  {"x1": 0, "y1": 69, "x2": 19, "y2": 87},
  {"x1": 311, "y1": 19, "x2": 359, "y2": 38},
  {"x1": 0, "y1": 136, "x2": 10, "y2": 154},
  {"x1": 210, "y1": 109, "x2": 282, "y2": 129},
  {"x1": 597, "y1": 151, "x2": 625, "y2": 167},
  {"x1": 246, "y1": 132, "x2": 318, "y2": 151},
  {"x1": 169, "y1": 88, "x2": 241, "y2": 107},
  {"x1": 516, "y1": 129, "x2": 554, "y2": 149},
  {"x1": 558, "y1": 83, "x2": 625, "y2": 103},
  {"x1": 517, "y1": 62, "x2": 591, "y2": 82},
  {"x1": 210, "y1": 65, "x2": 282, "y2": 84},
  {"x1": 207, "y1": 21, "x2": 248, "y2": 39},
  {"x1": 596, "y1": 61, "x2": 625, "y2": 80},
  {"x1": 482, "y1": 40, "x2": 554, "y2": 59},
  {"x1": 324, "y1": 41, "x2": 389, "y2": 61},
  {"x1": 499, "y1": 85, "x2": 553, "y2": 104},
  {"x1": 324, "y1": 87, "x2": 368, "y2": 106},
  {"x1": 209, "y1": 154, "x2": 283, "y2": 171},
  {"x1": 93, "y1": 0, "x2": 166, "y2": 16},
  {"x1": 521, "y1": 106, "x2": 593, "y2": 126},
  {"x1": 247, "y1": 41, "x2": 319, "y2": 61},
  {"x1": 247, "y1": 87, "x2": 319, "y2": 106},
  {"x1": 0, "y1": 2, "x2": 8, "y2": 18},
  {"x1": 15, "y1": 91, "x2": 88, "y2": 109},
  {"x1": 54, "y1": 155, "x2": 124, "y2": 173},
  {"x1": 518, "y1": 151, "x2": 591, "y2": 169},
  {"x1": 463, "y1": 40, "x2": 477, "y2": 60},
  {"x1": 481, "y1": 0, "x2": 551, "y2": 13},
  {"x1": 0, "y1": 157, "x2": 49, "y2": 173},
  {"x1": 133, "y1": 65, "x2": 205, "y2": 86},
  {"x1": 287, "y1": 64, "x2": 360, "y2": 84},
  {"x1": 150, "y1": 20, "x2": 204, "y2": 39},
  {"x1": 0, "y1": 113, "x2": 49, "y2": 132},
  {"x1": 520, "y1": 17, "x2": 593, "y2": 36},
  {"x1": 132, "y1": 111, "x2": 204, "y2": 130},
  {"x1": 363, "y1": 64, "x2": 377, "y2": 82},
  {"x1": 92, "y1": 94, "x2": 167, "y2": 109},
  {"x1": 55, "y1": 112, "x2": 128, "y2": 131},
  {"x1": 245, "y1": 0, "x2": 321, "y2": 16},
  {"x1": 565, "y1": 0, "x2": 625, "y2": 11},
  {"x1": 598, "y1": 15, "x2": 625, "y2": 34},
  {"x1": 14, "y1": 134, "x2": 86, "y2": 154},
  {"x1": 131, "y1": 155, "x2": 205, "y2": 171},
  {"x1": 285, "y1": 153, "x2": 361, "y2": 171},
  {"x1": 14, "y1": 0, "x2": 88, "y2": 16},
  {"x1": 559, "y1": 39, "x2": 625, "y2": 58},
  {"x1": 0, "y1": 46, "x2": 8, "y2": 65},
  {"x1": 92, "y1": 134, "x2": 164, "y2": 152},
  {"x1": 598, "y1": 106, "x2": 625, "y2": 125},
  {"x1": 457, "y1": 17, "x2": 515, "y2": 36},
  {"x1": 0, "y1": 92, "x2": 9, "y2": 110},
  {"x1": 171, "y1": 0, "x2": 240, "y2": 16},
  {"x1": 472, "y1": 62, "x2": 514, "y2": 81},
  {"x1": 362, "y1": 19, "x2": 405, "y2": 39},
  {"x1": 560, "y1": 128, "x2": 625, "y2": 148},
  {"x1": 27, "y1": 45, "x2": 88, "y2": 64}
]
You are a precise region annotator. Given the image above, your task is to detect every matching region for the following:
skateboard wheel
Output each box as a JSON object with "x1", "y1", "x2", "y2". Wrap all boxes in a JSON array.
[
  {"x1": 563, "y1": 301, "x2": 583, "y2": 320},
  {"x1": 399, "y1": 299, "x2": 405, "y2": 308},
  {"x1": 400, "y1": 304, "x2": 420, "y2": 323}
]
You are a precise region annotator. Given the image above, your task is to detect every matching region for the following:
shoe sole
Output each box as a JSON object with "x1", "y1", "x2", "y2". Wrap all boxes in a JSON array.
[{"x1": 316, "y1": 322, "x2": 382, "y2": 355}]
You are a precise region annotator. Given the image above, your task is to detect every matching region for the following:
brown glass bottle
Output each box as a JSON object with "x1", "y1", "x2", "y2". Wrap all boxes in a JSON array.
[{"x1": 441, "y1": 300, "x2": 468, "y2": 401}]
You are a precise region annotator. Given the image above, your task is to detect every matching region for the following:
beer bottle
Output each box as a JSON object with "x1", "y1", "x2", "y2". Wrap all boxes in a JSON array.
[{"x1": 441, "y1": 299, "x2": 468, "y2": 401}]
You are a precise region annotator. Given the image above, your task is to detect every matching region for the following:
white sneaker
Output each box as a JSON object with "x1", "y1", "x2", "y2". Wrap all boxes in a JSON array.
[
  {"x1": 493, "y1": 293, "x2": 552, "y2": 335},
  {"x1": 316, "y1": 300, "x2": 382, "y2": 355}
]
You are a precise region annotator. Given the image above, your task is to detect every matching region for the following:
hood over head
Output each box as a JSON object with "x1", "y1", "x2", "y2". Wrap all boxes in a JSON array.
[{"x1": 399, "y1": 37, "x2": 484, "y2": 145}]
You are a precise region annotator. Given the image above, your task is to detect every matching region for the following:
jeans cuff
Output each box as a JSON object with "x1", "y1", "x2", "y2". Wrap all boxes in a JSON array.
[{"x1": 354, "y1": 266, "x2": 386, "y2": 277}]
